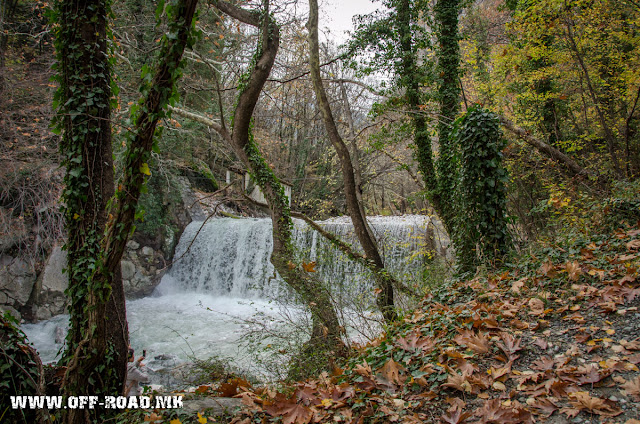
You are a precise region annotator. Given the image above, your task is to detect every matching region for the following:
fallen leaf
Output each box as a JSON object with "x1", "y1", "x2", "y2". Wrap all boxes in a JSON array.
[
  {"x1": 442, "y1": 372, "x2": 472, "y2": 393},
  {"x1": 528, "y1": 298, "x2": 545, "y2": 316},
  {"x1": 511, "y1": 278, "x2": 526, "y2": 294},
  {"x1": 627, "y1": 239, "x2": 640, "y2": 250},
  {"x1": 569, "y1": 391, "x2": 622, "y2": 417},
  {"x1": 564, "y1": 261, "x2": 582, "y2": 281},
  {"x1": 440, "y1": 404, "x2": 472, "y2": 424},
  {"x1": 492, "y1": 381, "x2": 506, "y2": 391},
  {"x1": 301, "y1": 261, "x2": 316, "y2": 272},
  {"x1": 379, "y1": 359, "x2": 404, "y2": 385},
  {"x1": 453, "y1": 330, "x2": 490, "y2": 354},
  {"x1": 539, "y1": 261, "x2": 557, "y2": 277},
  {"x1": 266, "y1": 401, "x2": 313, "y2": 424},
  {"x1": 532, "y1": 338, "x2": 548, "y2": 350},
  {"x1": 144, "y1": 412, "x2": 163, "y2": 422},
  {"x1": 621, "y1": 376, "x2": 640, "y2": 401},
  {"x1": 529, "y1": 398, "x2": 558, "y2": 417}
]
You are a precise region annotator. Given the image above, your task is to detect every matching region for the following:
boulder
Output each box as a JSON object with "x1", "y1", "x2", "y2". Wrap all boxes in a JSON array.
[
  {"x1": 121, "y1": 260, "x2": 136, "y2": 280},
  {"x1": 0, "y1": 304, "x2": 21, "y2": 321},
  {"x1": 0, "y1": 255, "x2": 36, "y2": 307},
  {"x1": 182, "y1": 397, "x2": 243, "y2": 415},
  {"x1": 141, "y1": 246, "x2": 154, "y2": 257},
  {"x1": 127, "y1": 240, "x2": 140, "y2": 250},
  {"x1": 40, "y1": 245, "x2": 67, "y2": 294}
]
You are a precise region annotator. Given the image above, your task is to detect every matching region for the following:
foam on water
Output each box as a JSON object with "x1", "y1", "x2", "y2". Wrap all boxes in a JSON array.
[{"x1": 22, "y1": 216, "x2": 448, "y2": 379}]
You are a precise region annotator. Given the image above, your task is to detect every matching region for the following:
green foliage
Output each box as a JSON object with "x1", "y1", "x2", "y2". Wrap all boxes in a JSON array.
[
  {"x1": 0, "y1": 312, "x2": 40, "y2": 424},
  {"x1": 50, "y1": 0, "x2": 122, "y2": 400},
  {"x1": 496, "y1": 0, "x2": 640, "y2": 176},
  {"x1": 454, "y1": 106, "x2": 510, "y2": 273},
  {"x1": 135, "y1": 171, "x2": 181, "y2": 238}
]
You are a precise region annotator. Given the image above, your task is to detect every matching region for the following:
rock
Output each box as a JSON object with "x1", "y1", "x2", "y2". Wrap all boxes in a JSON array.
[
  {"x1": 121, "y1": 260, "x2": 136, "y2": 280},
  {"x1": 35, "y1": 306, "x2": 52, "y2": 320},
  {"x1": 127, "y1": 240, "x2": 140, "y2": 250},
  {"x1": 163, "y1": 228, "x2": 176, "y2": 259},
  {"x1": 40, "y1": 245, "x2": 68, "y2": 294},
  {"x1": 141, "y1": 246, "x2": 154, "y2": 257},
  {"x1": 33, "y1": 244, "x2": 70, "y2": 317},
  {"x1": 0, "y1": 255, "x2": 36, "y2": 306},
  {"x1": 182, "y1": 397, "x2": 243, "y2": 415},
  {"x1": 0, "y1": 305, "x2": 21, "y2": 320},
  {"x1": 176, "y1": 176, "x2": 206, "y2": 222}
]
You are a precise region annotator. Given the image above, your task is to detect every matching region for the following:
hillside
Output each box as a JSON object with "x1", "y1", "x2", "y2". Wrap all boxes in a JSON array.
[{"x1": 113, "y1": 213, "x2": 640, "y2": 423}]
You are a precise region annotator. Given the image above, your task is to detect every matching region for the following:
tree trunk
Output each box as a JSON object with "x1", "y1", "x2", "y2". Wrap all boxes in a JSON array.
[
  {"x1": 307, "y1": 0, "x2": 396, "y2": 323},
  {"x1": 57, "y1": 1, "x2": 199, "y2": 422},
  {"x1": 54, "y1": 1, "x2": 127, "y2": 422},
  {"x1": 498, "y1": 114, "x2": 601, "y2": 182},
  {"x1": 210, "y1": 0, "x2": 346, "y2": 358}
]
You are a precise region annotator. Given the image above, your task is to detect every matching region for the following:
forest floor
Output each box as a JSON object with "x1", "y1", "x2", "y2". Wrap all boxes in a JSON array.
[{"x1": 130, "y1": 221, "x2": 640, "y2": 424}]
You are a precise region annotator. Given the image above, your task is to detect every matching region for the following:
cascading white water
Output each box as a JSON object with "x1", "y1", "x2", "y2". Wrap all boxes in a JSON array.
[
  {"x1": 22, "y1": 215, "x2": 447, "y2": 382},
  {"x1": 159, "y1": 215, "x2": 448, "y2": 299}
]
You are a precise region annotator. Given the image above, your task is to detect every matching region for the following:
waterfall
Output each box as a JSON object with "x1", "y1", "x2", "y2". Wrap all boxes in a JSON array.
[
  {"x1": 22, "y1": 215, "x2": 448, "y2": 380},
  {"x1": 156, "y1": 215, "x2": 449, "y2": 300}
]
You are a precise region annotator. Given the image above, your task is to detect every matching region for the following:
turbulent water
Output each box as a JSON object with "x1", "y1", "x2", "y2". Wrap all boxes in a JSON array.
[{"x1": 22, "y1": 216, "x2": 448, "y2": 382}]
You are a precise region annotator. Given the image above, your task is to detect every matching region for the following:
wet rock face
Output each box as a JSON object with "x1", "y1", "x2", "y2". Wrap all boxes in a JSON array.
[
  {"x1": 0, "y1": 178, "x2": 204, "y2": 322},
  {"x1": 0, "y1": 255, "x2": 37, "y2": 321},
  {"x1": 0, "y1": 242, "x2": 168, "y2": 322},
  {"x1": 121, "y1": 243, "x2": 166, "y2": 299},
  {"x1": 34, "y1": 244, "x2": 68, "y2": 320}
]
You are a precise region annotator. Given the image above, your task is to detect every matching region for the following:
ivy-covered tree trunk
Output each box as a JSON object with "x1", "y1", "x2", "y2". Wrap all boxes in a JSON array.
[
  {"x1": 53, "y1": 0, "x2": 128, "y2": 422},
  {"x1": 455, "y1": 107, "x2": 510, "y2": 273},
  {"x1": 396, "y1": 0, "x2": 438, "y2": 218},
  {"x1": 209, "y1": 0, "x2": 346, "y2": 370},
  {"x1": 433, "y1": 0, "x2": 461, "y2": 232},
  {"x1": 307, "y1": 0, "x2": 396, "y2": 323},
  {"x1": 53, "y1": 0, "x2": 199, "y2": 422}
]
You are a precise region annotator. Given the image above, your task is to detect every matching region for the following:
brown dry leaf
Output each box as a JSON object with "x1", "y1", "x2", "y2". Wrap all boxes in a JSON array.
[
  {"x1": 511, "y1": 278, "x2": 526, "y2": 294},
  {"x1": 354, "y1": 361, "x2": 372, "y2": 377},
  {"x1": 529, "y1": 398, "x2": 558, "y2": 417},
  {"x1": 568, "y1": 391, "x2": 622, "y2": 417},
  {"x1": 539, "y1": 261, "x2": 557, "y2": 278},
  {"x1": 564, "y1": 261, "x2": 582, "y2": 281},
  {"x1": 620, "y1": 376, "x2": 640, "y2": 401},
  {"x1": 489, "y1": 364, "x2": 511, "y2": 379},
  {"x1": 528, "y1": 298, "x2": 545, "y2": 316},
  {"x1": 442, "y1": 372, "x2": 472, "y2": 393},
  {"x1": 144, "y1": 412, "x2": 163, "y2": 422},
  {"x1": 218, "y1": 378, "x2": 251, "y2": 397},
  {"x1": 195, "y1": 385, "x2": 210, "y2": 394},
  {"x1": 473, "y1": 399, "x2": 532, "y2": 423},
  {"x1": 440, "y1": 404, "x2": 472, "y2": 424},
  {"x1": 621, "y1": 338, "x2": 640, "y2": 350},
  {"x1": 627, "y1": 239, "x2": 640, "y2": 250},
  {"x1": 576, "y1": 364, "x2": 610, "y2": 385},
  {"x1": 492, "y1": 381, "x2": 507, "y2": 391},
  {"x1": 560, "y1": 407, "x2": 581, "y2": 418},
  {"x1": 301, "y1": 261, "x2": 317, "y2": 272},
  {"x1": 238, "y1": 392, "x2": 263, "y2": 411},
  {"x1": 266, "y1": 401, "x2": 313, "y2": 424},
  {"x1": 396, "y1": 332, "x2": 435, "y2": 353},
  {"x1": 497, "y1": 332, "x2": 522, "y2": 360},
  {"x1": 532, "y1": 338, "x2": 548, "y2": 349},
  {"x1": 453, "y1": 330, "x2": 490, "y2": 355},
  {"x1": 379, "y1": 358, "x2": 404, "y2": 385}
]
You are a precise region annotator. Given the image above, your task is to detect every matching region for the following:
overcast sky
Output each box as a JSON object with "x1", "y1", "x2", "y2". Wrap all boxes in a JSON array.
[{"x1": 320, "y1": 0, "x2": 382, "y2": 43}]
